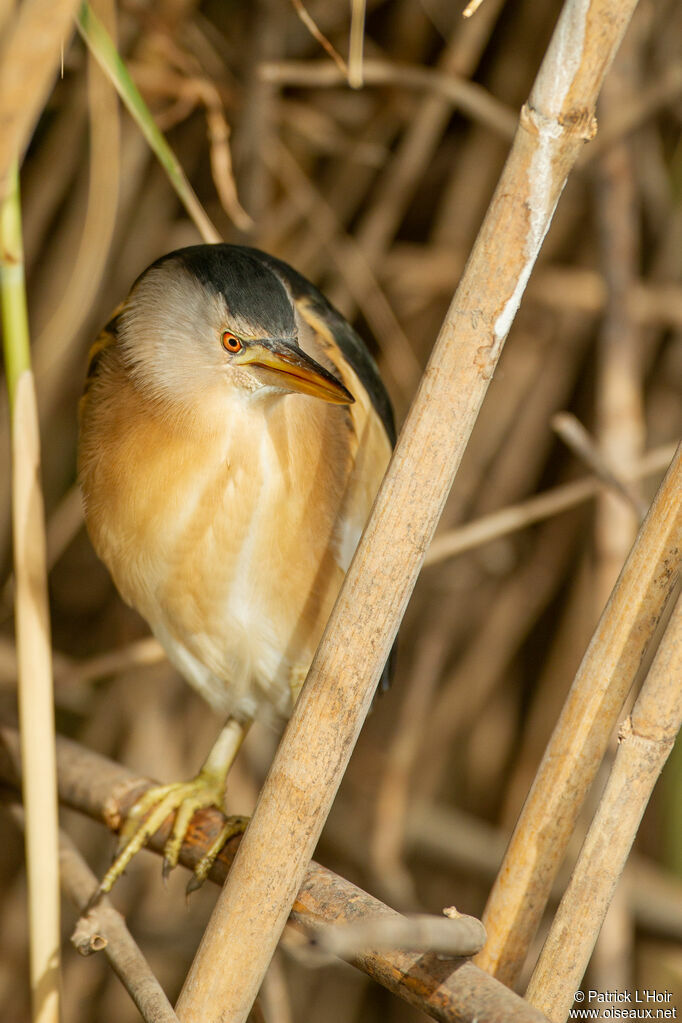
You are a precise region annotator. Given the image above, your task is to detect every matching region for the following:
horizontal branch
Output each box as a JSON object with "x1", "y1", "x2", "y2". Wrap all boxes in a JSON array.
[
  {"x1": 259, "y1": 58, "x2": 517, "y2": 139},
  {"x1": 424, "y1": 441, "x2": 674, "y2": 565},
  {"x1": 0, "y1": 723, "x2": 549, "y2": 1023}
]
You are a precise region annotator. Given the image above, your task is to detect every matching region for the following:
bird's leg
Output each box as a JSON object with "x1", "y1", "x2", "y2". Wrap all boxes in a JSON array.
[{"x1": 95, "y1": 716, "x2": 251, "y2": 901}]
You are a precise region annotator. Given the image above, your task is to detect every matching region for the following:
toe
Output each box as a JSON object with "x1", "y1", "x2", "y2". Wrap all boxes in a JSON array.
[{"x1": 186, "y1": 815, "x2": 249, "y2": 895}]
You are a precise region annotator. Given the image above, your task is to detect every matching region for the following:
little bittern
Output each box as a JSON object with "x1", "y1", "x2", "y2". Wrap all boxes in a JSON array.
[{"x1": 78, "y1": 244, "x2": 394, "y2": 895}]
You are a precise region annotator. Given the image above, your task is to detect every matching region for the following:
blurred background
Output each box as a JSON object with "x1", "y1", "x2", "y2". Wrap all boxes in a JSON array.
[{"x1": 1, "y1": 0, "x2": 681, "y2": 1019}]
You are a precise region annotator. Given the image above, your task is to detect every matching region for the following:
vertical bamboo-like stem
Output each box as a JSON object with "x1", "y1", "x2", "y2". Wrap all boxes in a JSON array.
[
  {"x1": 526, "y1": 595, "x2": 682, "y2": 1021},
  {"x1": 348, "y1": 0, "x2": 366, "y2": 88},
  {"x1": 589, "y1": 53, "x2": 643, "y2": 987},
  {"x1": 476, "y1": 444, "x2": 681, "y2": 985},
  {"x1": 174, "y1": 3, "x2": 640, "y2": 1021},
  {"x1": 0, "y1": 166, "x2": 60, "y2": 1023}
]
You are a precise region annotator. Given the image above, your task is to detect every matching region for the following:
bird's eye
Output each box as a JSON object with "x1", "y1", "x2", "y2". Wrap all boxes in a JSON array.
[{"x1": 222, "y1": 331, "x2": 242, "y2": 353}]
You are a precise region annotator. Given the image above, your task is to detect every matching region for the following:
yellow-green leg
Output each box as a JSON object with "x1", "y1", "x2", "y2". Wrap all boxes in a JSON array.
[{"x1": 94, "y1": 716, "x2": 251, "y2": 902}]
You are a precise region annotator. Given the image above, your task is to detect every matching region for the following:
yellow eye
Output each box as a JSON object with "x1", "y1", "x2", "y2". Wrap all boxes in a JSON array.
[{"x1": 222, "y1": 331, "x2": 242, "y2": 353}]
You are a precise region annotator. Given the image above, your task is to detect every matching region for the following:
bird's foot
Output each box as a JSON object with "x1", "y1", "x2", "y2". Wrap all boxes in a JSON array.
[{"x1": 91, "y1": 770, "x2": 248, "y2": 905}]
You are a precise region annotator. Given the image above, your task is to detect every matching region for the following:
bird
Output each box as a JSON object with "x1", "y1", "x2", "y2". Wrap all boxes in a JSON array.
[{"x1": 78, "y1": 243, "x2": 395, "y2": 896}]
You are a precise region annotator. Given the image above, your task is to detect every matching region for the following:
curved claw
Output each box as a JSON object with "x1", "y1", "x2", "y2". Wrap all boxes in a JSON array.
[
  {"x1": 97, "y1": 772, "x2": 230, "y2": 896},
  {"x1": 185, "y1": 815, "x2": 249, "y2": 895},
  {"x1": 94, "y1": 717, "x2": 252, "y2": 898}
]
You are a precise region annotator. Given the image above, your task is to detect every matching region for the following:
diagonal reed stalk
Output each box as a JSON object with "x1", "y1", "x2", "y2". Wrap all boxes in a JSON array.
[
  {"x1": 75, "y1": 1, "x2": 222, "y2": 245},
  {"x1": 0, "y1": 165, "x2": 60, "y2": 1023},
  {"x1": 173, "y1": 1, "x2": 641, "y2": 1020},
  {"x1": 526, "y1": 593, "x2": 682, "y2": 1020},
  {"x1": 477, "y1": 443, "x2": 681, "y2": 986}
]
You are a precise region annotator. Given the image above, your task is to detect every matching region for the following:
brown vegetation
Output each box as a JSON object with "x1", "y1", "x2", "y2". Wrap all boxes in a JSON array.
[{"x1": 1, "y1": 1, "x2": 681, "y2": 1021}]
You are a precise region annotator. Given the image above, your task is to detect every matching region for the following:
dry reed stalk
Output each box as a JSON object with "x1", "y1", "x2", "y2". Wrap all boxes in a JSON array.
[
  {"x1": 369, "y1": 604, "x2": 453, "y2": 908},
  {"x1": 424, "y1": 440, "x2": 675, "y2": 564},
  {"x1": 33, "y1": 0, "x2": 120, "y2": 417},
  {"x1": 172, "y1": 4, "x2": 641, "y2": 1019},
  {"x1": 259, "y1": 59, "x2": 518, "y2": 139},
  {"x1": 0, "y1": 167, "x2": 60, "y2": 1023},
  {"x1": 404, "y1": 801, "x2": 682, "y2": 944},
  {"x1": 551, "y1": 412, "x2": 646, "y2": 517},
  {"x1": 5, "y1": 804, "x2": 179, "y2": 1023},
  {"x1": 0, "y1": 725, "x2": 551, "y2": 1023},
  {"x1": 347, "y1": 0, "x2": 366, "y2": 89},
  {"x1": 290, "y1": 0, "x2": 349, "y2": 77},
  {"x1": 422, "y1": 516, "x2": 580, "y2": 799},
  {"x1": 579, "y1": 59, "x2": 682, "y2": 165},
  {"x1": 307, "y1": 911, "x2": 486, "y2": 959},
  {"x1": 0, "y1": 0, "x2": 81, "y2": 188},
  {"x1": 526, "y1": 595, "x2": 682, "y2": 1020},
  {"x1": 477, "y1": 443, "x2": 681, "y2": 985},
  {"x1": 589, "y1": 60, "x2": 643, "y2": 987},
  {"x1": 385, "y1": 245, "x2": 682, "y2": 328},
  {"x1": 62, "y1": 834, "x2": 180, "y2": 1023},
  {"x1": 328, "y1": 0, "x2": 505, "y2": 314},
  {"x1": 429, "y1": 0, "x2": 551, "y2": 260},
  {"x1": 76, "y1": 2, "x2": 221, "y2": 245}
]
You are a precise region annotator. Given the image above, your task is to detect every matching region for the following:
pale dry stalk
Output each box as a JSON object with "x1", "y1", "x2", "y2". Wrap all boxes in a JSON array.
[
  {"x1": 370, "y1": 603, "x2": 454, "y2": 907},
  {"x1": 10, "y1": 378, "x2": 61, "y2": 1023},
  {"x1": 551, "y1": 412, "x2": 646, "y2": 517},
  {"x1": 308, "y1": 911, "x2": 486, "y2": 960},
  {"x1": 33, "y1": 0, "x2": 120, "y2": 417},
  {"x1": 328, "y1": 0, "x2": 505, "y2": 314},
  {"x1": 5, "y1": 804, "x2": 178, "y2": 1023},
  {"x1": 259, "y1": 59, "x2": 517, "y2": 139},
  {"x1": 347, "y1": 0, "x2": 366, "y2": 89},
  {"x1": 424, "y1": 440, "x2": 675, "y2": 565},
  {"x1": 1, "y1": 166, "x2": 60, "y2": 1023},
  {"x1": 525, "y1": 594, "x2": 682, "y2": 1021},
  {"x1": 173, "y1": 2, "x2": 642, "y2": 1020},
  {"x1": 589, "y1": 60, "x2": 643, "y2": 986},
  {"x1": 477, "y1": 444, "x2": 681, "y2": 985},
  {"x1": 61, "y1": 831, "x2": 179, "y2": 1023}
]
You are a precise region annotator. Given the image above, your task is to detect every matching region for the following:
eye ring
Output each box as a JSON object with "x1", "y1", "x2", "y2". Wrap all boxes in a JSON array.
[{"x1": 222, "y1": 331, "x2": 242, "y2": 353}]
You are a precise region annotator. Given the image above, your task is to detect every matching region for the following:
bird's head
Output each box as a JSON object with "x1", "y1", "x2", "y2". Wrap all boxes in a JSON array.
[{"x1": 115, "y1": 245, "x2": 354, "y2": 416}]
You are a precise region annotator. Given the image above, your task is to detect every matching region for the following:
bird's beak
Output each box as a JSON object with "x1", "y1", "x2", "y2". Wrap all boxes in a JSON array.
[{"x1": 234, "y1": 339, "x2": 354, "y2": 405}]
